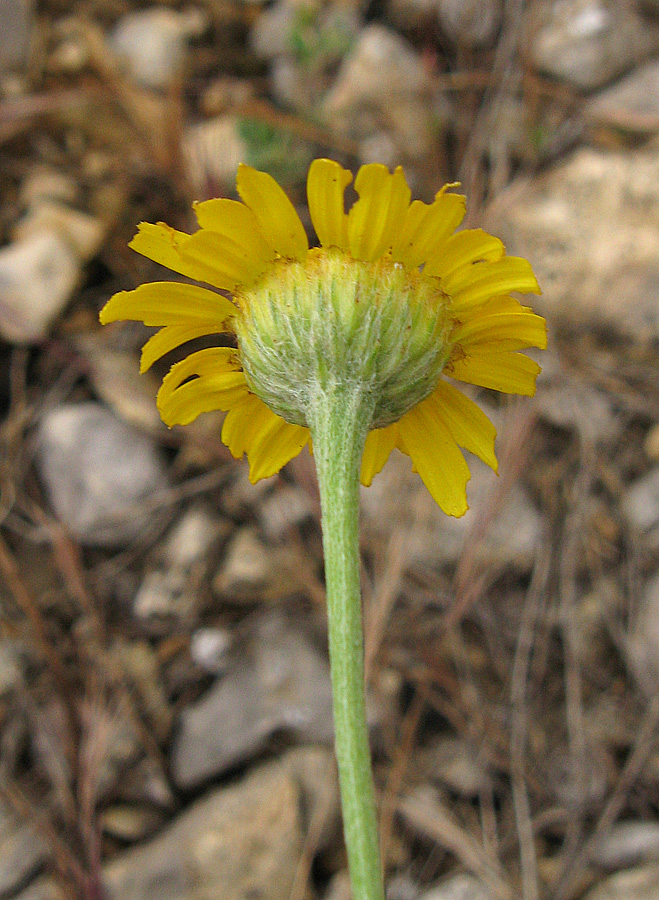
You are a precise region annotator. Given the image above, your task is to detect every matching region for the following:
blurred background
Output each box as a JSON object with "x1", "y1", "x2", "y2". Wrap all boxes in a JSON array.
[{"x1": 1, "y1": 0, "x2": 659, "y2": 899}]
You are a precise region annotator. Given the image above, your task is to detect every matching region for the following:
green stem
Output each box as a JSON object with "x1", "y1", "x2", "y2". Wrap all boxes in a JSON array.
[{"x1": 307, "y1": 384, "x2": 384, "y2": 900}]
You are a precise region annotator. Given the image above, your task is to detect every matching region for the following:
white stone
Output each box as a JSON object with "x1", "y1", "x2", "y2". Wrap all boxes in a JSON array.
[
  {"x1": 110, "y1": 8, "x2": 206, "y2": 90},
  {"x1": 0, "y1": 230, "x2": 79, "y2": 343},
  {"x1": 182, "y1": 115, "x2": 246, "y2": 197}
]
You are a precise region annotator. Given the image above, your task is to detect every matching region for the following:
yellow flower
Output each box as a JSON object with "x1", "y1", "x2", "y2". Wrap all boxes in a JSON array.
[{"x1": 100, "y1": 159, "x2": 545, "y2": 516}]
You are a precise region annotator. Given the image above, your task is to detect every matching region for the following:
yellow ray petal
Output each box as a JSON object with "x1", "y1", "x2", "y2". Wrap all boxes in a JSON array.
[
  {"x1": 392, "y1": 189, "x2": 466, "y2": 268},
  {"x1": 129, "y1": 223, "x2": 231, "y2": 288},
  {"x1": 397, "y1": 402, "x2": 471, "y2": 517},
  {"x1": 427, "y1": 381, "x2": 497, "y2": 471},
  {"x1": 192, "y1": 198, "x2": 276, "y2": 273},
  {"x1": 424, "y1": 229, "x2": 505, "y2": 279},
  {"x1": 100, "y1": 282, "x2": 236, "y2": 327},
  {"x1": 360, "y1": 425, "x2": 398, "y2": 486},
  {"x1": 247, "y1": 413, "x2": 310, "y2": 482},
  {"x1": 453, "y1": 308, "x2": 547, "y2": 351},
  {"x1": 391, "y1": 200, "x2": 431, "y2": 267},
  {"x1": 307, "y1": 158, "x2": 352, "y2": 250},
  {"x1": 140, "y1": 323, "x2": 227, "y2": 373},
  {"x1": 157, "y1": 348, "x2": 248, "y2": 425},
  {"x1": 221, "y1": 394, "x2": 310, "y2": 481},
  {"x1": 348, "y1": 165, "x2": 411, "y2": 261},
  {"x1": 236, "y1": 164, "x2": 308, "y2": 260},
  {"x1": 456, "y1": 294, "x2": 527, "y2": 323},
  {"x1": 178, "y1": 228, "x2": 274, "y2": 291},
  {"x1": 448, "y1": 348, "x2": 541, "y2": 396},
  {"x1": 447, "y1": 257, "x2": 540, "y2": 312}
]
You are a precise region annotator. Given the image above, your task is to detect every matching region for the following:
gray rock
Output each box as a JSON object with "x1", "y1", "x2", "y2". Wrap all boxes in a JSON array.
[
  {"x1": 420, "y1": 874, "x2": 492, "y2": 900},
  {"x1": 322, "y1": 25, "x2": 432, "y2": 160},
  {"x1": 626, "y1": 571, "x2": 659, "y2": 691},
  {"x1": 527, "y1": 0, "x2": 658, "y2": 92},
  {"x1": 586, "y1": 59, "x2": 659, "y2": 133},
  {"x1": 485, "y1": 147, "x2": 659, "y2": 344},
  {"x1": 0, "y1": 798, "x2": 48, "y2": 896},
  {"x1": 13, "y1": 878, "x2": 61, "y2": 900},
  {"x1": 361, "y1": 449, "x2": 541, "y2": 570},
  {"x1": 590, "y1": 822, "x2": 659, "y2": 869},
  {"x1": 257, "y1": 483, "x2": 313, "y2": 542},
  {"x1": 581, "y1": 864, "x2": 659, "y2": 900},
  {"x1": 437, "y1": 0, "x2": 502, "y2": 48},
  {"x1": 0, "y1": 639, "x2": 23, "y2": 696},
  {"x1": 171, "y1": 612, "x2": 333, "y2": 788},
  {"x1": 419, "y1": 737, "x2": 490, "y2": 797},
  {"x1": 623, "y1": 469, "x2": 659, "y2": 534},
  {"x1": 388, "y1": 873, "x2": 420, "y2": 900},
  {"x1": 534, "y1": 350, "x2": 620, "y2": 445},
  {"x1": 38, "y1": 403, "x2": 167, "y2": 546},
  {"x1": 103, "y1": 751, "x2": 322, "y2": 900},
  {"x1": 0, "y1": 0, "x2": 34, "y2": 72}
]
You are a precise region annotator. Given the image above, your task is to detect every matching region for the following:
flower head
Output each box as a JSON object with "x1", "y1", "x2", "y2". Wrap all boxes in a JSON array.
[{"x1": 100, "y1": 159, "x2": 545, "y2": 516}]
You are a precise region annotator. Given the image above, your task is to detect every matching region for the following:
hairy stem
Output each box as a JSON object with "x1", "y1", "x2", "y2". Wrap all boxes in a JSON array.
[{"x1": 307, "y1": 384, "x2": 384, "y2": 900}]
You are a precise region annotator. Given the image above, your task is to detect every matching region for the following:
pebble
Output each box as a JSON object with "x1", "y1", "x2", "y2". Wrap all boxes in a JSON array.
[
  {"x1": 212, "y1": 526, "x2": 305, "y2": 602},
  {"x1": 13, "y1": 879, "x2": 61, "y2": 900},
  {"x1": 189, "y1": 626, "x2": 232, "y2": 675},
  {"x1": 19, "y1": 167, "x2": 77, "y2": 208},
  {"x1": 322, "y1": 24, "x2": 432, "y2": 160},
  {"x1": 103, "y1": 749, "x2": 330, "y2": 900},
  {"x1": 420, "y1": 874, "x2": 493, "y2": 900},
  {"x1": 0, "y1": 177, "x2": 106, "y2": 343},
  {"x1": 0, "y1": 798, "x2": 48, "y2": 896},
  {"x1": 527, "y1": 0, "x2": 658, "y2": 92},
  {"x1": 257, "y1": 482, "x2": 313, "y2": 542},
  {"x1": 419, "y1": 737, "x2": 490, "y2": 797},
  {"x1": 37, "y1": 403, "x2": 167, "y2": 547},
  {"x1": 586, "y1": 59, "x2": 659, "y2": 134},
  {"x1": 135, "y1": 506, "x2": 227, "y2": 625},
  {"x1": 0, "y1": 0, "x2": 34, "y2": 73},
  {"x1": 0, "y1": 639, "x2": 23, "y2": 697},
  {"x1": 251, "y1": 0, "x2": 359, "y2": 111},
  {"x1": 626, "y1": 571, "x2": 659, "y2": 691},
  {"x1": 109, "y1": 8, "x2": 207, "y2": 90},
  {"x1": 0, "y1": 230, "x2": 80, "y2": 343},
  {"x1": 76, "y1": 336, "x2": 164, "y2": 436},
  {"x1": 361, "y1": 449, "x2": 541, "y2": 570},
  {"x1": 581, "y1": 864, "x2": 659, "y2": 900},
  {"x1": 437, "y1": 0, "x2": 503, "y2": 48},
  {"x1": 589, "y1": 822, "x2": 659, "y2": 870},
  {"x1": 171, "y1": 611, "x2": 333, "y2": 788},
  {"x1": 182, "y1": 116, "x2": 247, "y2": 197},
  {"x1": 623, "y1": 469, "x2": 659, "y2": 534},
  {"x1": 534, "y1": 353, "x2": 620, "y2": 445},
  {"x1": 12, "y1": 201, "x2": 105, "y2": 261},
  {"x1": 164, "y1": 505, "x2": 224, "y2": 570},
  {"x1": 100, "y1": 805, "x2": 165, "y2": 843},
  {"x1": 485, "y1": 147, "x2": 659, "y2": 344},
  {"x1": 387, "y1": 873, "x2": 420, "y2": 900}
]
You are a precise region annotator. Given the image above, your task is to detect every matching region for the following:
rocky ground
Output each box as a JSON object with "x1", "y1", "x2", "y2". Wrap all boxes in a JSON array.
[{"x1": 1, "y1": 0, "x2": 659, "y2": 898}]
